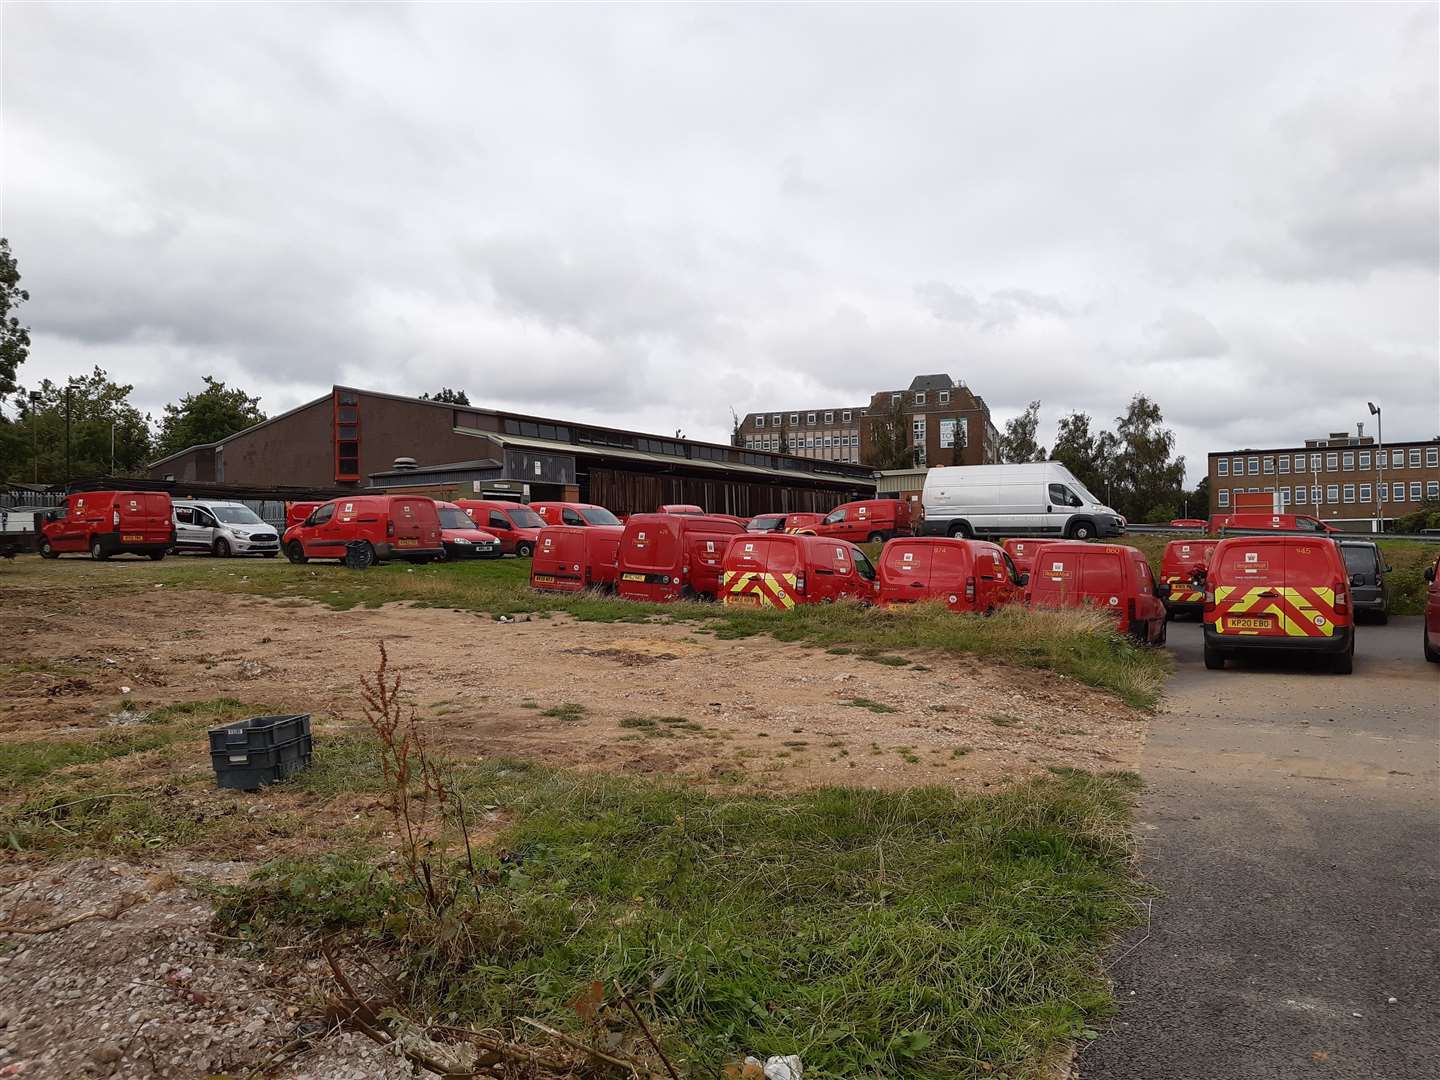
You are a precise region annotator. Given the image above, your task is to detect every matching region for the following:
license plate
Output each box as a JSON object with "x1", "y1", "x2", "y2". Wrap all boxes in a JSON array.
[
  {"x1": 533, "y1": 574, "x2": 556, "y2": 583},
  {"x1": 726, "y1": 593, "x2": 761, "y2": 607},
  {"x1": 1225, "y1": 616, "x2": 1273, "y2": 631},
  {"x1": 395, "y1": 539, "x2": 417, "y2": 547},
  {"x1": 122, "y1": 534, "x2": 143, "y2": 542},
  {"x1": 621, "y1": 573, "x2": 646, "y2": 582}
]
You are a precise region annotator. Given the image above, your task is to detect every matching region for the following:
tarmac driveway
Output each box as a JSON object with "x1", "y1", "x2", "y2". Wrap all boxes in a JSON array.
[{"x1": 1080, "y1": 615, "x2": 1439, "y2": 1079}]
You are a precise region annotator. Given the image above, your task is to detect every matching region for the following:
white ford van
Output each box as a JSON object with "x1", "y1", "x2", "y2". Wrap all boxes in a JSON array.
[
  {"x1": 173, "y1": 500, "x2": 281, "y2": 557},
  {"x1": 919, "y1": 462, "x2": 1126, "y2": 541}
]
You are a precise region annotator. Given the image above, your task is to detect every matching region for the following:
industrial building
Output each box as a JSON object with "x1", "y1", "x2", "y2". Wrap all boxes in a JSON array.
[{"x1": 147, "y1": 386, "x2": 877, "y2": 516}]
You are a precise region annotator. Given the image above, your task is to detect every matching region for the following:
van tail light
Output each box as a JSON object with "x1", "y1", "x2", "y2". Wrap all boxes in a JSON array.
[
  {"x1": 387, "y1": 518, "x2": 395, "y2": 537},
  {"x1": 113, "y1": 510, "x2": 120, "y2": 527},
  {"x1": 964, "y1": 576, "x2": 976, "y2": 602},
  {"x1": 1203, "y1": 580, "x2": 1216, "y2": 612},
  {"x1": 795, "y1": 573, "x2": 806, "y2": 594},
  {"x1": 1333, "y1": 580, "x2": 1347, "y2": 611}
]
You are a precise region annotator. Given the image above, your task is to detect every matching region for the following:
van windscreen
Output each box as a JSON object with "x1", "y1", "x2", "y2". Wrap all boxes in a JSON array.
[
  {"x1": 439, "y1": 508, "x2": 475, "y2": 530},
  {"x1": 580, "y1": 507, "x2": 621, "y2": 526},
  {"x1": 508, "y1": 508, "x2": 544, "y2": 529},
  {"x1": 1341, "y1": 546, "x2": 1375, "y2": 574},
  {"x1": 212, "y1": 506, "x2": 264, "y2": 525}
]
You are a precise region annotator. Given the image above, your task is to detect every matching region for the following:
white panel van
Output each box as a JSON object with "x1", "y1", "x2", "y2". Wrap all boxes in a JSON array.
[{"x1": 919, "y1": 462, "x2": 1126, "y2": 541}]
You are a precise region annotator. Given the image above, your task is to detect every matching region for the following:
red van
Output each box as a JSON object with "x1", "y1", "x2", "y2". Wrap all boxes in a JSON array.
[
  {"x1": 530, "y1": 502, "x2": 623, "y2": 528},
  {"x1": 1212, "y1": 513, "x2": 1337, "y2": 535},
  {"x1": 1202, "y1": 535, "x2": 1354, "y2": 673},
  {"x1": 286, "y1": 502, "x2": 321, "y2": 530},
  {"x1": 1423, "y1": 556, "x2": 1440, "y2": 663},
  {"x1": 720, "y1": 533, "x2": 878, "y2": 608},
  {"x1": 453, "y1": 500, "x2": 545, "y2": 556},
  {"x1": 39, "y1": 491, "x2": 174, "y2": 560},
  {"x1": 532, "y1": 525, "x2": 623, "y2": 593},
  {"x1": 878, "y1": 538, "x2": 1021, "y2": 613},
  {"x1": 435, "y1": 501, "x2": 502, "y2": 560},
  {"x1": 1159, "y1": 538, "x2": 1219, "y2": 620},
  {"x1": 783, "y1": 512, "x2": 826, "y2": 534},
  {"x1": 1025, "y1": 542, "x2": 1169, "y2": 644},
  {"x1": 1169, "y1": 518, "x2": 1208, "y2": 529},
  {"x1": 811, "y1": 499, "x2": 915, "y2": 544},
  {"x1": 657, "y1": 504, "x2": 704, "y2": 515},
  {"x1": 283, "y1": 495, "x2": 443, "y2": 564},
  {"x1": 616, "y1": 513, "x2": 746, "y2": 602}
]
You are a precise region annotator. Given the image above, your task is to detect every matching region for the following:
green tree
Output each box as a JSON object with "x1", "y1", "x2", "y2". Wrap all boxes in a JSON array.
[
  {"x1": 156, "y1": 377, "x2": 265, "y2": 457},
  {"x1": 420, "y1": 387, "x2": 470, "y2": 405},
  {"x1": 2, "y1": 368, "x2": 152, "y2": 483},
  {"x1": 862, "y1": 396, "x2": 916, "y2": 470},
  {"x1": 1109, "y1": 395, "x2": 1186, "y2": 521},
  {"x1": 1050, "y1": 411, "x2": 1117, "y2": 497},
  {"x1": 999, "y1": 401, "x2": 1046, "y2": 463},
  {"x1": 1, "y1": 238, "x2": 30, "y2": 398}
]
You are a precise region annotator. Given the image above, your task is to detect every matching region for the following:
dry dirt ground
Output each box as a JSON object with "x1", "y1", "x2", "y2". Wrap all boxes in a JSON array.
[{"x1": 0, "y1": 579, "x2": 1147, "y2": 1079}]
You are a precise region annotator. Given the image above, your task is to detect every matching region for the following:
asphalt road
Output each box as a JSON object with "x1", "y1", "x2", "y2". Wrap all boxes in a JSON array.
[{"x1": 1080, "y1": 615, "x2": 1439, "y2": 1080}]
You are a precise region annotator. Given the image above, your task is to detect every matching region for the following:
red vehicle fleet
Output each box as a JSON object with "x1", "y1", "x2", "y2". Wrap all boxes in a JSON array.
[
  {"x1": 720, "y1": 533, "x2": 878, "y2": 608},
  {"x1": 531, "y1": 524, "x2": 623, "y2": 593},
  {"x1": 1024, "y1": 541, "x2": 1168, "y2": 644},
  {"x1": 39, "y1": 491, "x2": 174, "y2": 561},
  {"x1": 283, "y1": 495, "x2": 444, "y2": 564},
  {"x1": 616, "y1": 513, "x2": 745, "y2": 602}
]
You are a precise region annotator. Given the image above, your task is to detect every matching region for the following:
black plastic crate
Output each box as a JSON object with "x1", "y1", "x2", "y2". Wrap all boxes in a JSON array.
[{"x1": 209, "y1": 714, "x2": 313, "y2": 790}]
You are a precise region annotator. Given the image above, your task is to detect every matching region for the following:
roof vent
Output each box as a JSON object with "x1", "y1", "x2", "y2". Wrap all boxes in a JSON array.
[{"x1": 392, "y1": 456, "x2": 418, "y2": 471}]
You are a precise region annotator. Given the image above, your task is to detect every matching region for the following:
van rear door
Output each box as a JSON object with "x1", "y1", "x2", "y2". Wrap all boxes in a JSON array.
[
  {"x1": 389, "y1": 498, "x2": 432, "y2": 550},
  {"x1": 1212, "y1": 538, "x2": 1288, "y2": 638},
  {"x1": 1078, "y1": 549, "x2": 1127, "y2": 618},
  {"x1": 928, "y1": 541, "x2": 973, "y2": 605}
]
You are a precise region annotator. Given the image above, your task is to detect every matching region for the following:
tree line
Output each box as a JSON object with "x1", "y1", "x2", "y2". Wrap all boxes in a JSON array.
[{"x1": 998, "y1": 396, "x2": 1204, "y2": 523}]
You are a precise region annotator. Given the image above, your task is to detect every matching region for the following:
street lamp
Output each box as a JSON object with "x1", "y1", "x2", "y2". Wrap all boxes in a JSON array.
[{"x1": 1368, "y1": 401, "x2": 1383, "y2": 534}]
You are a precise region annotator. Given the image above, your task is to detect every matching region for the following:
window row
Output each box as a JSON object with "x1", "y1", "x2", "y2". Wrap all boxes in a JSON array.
[
  {"x1": 744, "y1": 433, "x2": 860, "y2": 452},
  {"x1": 1217, "y1": 481, "x2": 1437, "y2": 508},
  {"x1": 889, "y1": 390, "x2": 952, "y2": 406},
  {"x1": 1217, "y1": 446, "x2": 1437, "y2": 476},
  {"x1": 755, "y1": 410, "x2": 854, "y2": 428}
]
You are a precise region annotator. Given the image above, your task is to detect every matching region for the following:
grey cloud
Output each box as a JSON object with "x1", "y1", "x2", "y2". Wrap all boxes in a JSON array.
[
  {"x1": 915, "y1": 282, "x2": 1071, "y2": 328},
  {"x1": 1143, "y1": 308, "x2": 1229, "y2": 360}
]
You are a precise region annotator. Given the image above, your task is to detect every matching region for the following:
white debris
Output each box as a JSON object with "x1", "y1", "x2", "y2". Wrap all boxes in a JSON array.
[{"x1": 743, "y1": 1055, "x2": 803, "y2": 1080}]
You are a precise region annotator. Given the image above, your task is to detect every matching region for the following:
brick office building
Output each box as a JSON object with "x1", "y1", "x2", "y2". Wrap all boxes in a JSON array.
[
  {"x1": 148, "y1": 386, "x2": 876, "y2": 516},
  {"x1": 735, "y1": 374, "x2": 1000, "y2": 468},
  {"x1": 1207, "y1": 430, "x2": 1440, "y2": 527}
]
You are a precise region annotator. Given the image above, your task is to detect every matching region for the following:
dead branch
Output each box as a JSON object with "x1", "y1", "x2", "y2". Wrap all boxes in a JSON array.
[
  {"x1": 612, "y1": 982, "x2": 681, "y2": 1080},
  {"x1": 0, "y1": 892, "x2": 145, "y2": 935}
]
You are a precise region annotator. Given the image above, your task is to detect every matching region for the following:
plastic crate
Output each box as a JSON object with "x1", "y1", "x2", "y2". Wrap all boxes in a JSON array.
[{"x1": 209, "y1": 714, "x2": 313, "y2": 790}]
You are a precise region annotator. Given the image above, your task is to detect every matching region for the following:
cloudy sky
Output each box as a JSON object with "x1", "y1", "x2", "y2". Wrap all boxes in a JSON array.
[{"x1": 4, "y1": 2, "x2": 1437, "y2": 479}]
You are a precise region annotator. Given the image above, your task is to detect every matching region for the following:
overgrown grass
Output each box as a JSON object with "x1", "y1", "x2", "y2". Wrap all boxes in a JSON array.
[
  {"x1": 217, "y1": 760, "x2": 1145, "y2": 1079},
  {"x1": 3, "y1": 559, "x2": 1169, "y2": 707}
]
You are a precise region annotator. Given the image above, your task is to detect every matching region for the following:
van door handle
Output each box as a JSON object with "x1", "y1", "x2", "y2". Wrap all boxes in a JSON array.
[
  {"x1": 909, "y1": 581, "x2": 924, "y2": 588},
  {"x1": 1259, "y1": 589, "x2": 1279, "y2": 598}
]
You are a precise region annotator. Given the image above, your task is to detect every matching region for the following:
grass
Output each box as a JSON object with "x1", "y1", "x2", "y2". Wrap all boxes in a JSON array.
[
  {"x1": 540, "y1": 703, "x2": 586, "y2": 721},
  {"x1": 216, "y1": 760, "x2": 1147, "y2": 1079},
  {"x1": 842, "y1": 697, "x2": 899, "y2": 714},
  {"x1": 1, "y1": 557, "x2": 1170, "y2": 708},
  {"x1": 989, "y1": 715, "x2": 1022, "y2": 728}
]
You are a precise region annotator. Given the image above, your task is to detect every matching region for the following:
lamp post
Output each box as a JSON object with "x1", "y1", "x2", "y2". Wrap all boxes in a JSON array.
[{"x1": 1368, "y1": 402, "x2": 1383, "y2": 534}]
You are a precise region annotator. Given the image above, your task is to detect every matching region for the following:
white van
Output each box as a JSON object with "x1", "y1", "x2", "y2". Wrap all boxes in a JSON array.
[
  {"x1": 173, "y1": 500, "x2": 281, "y2": 557},
  {"x1": 919, "y1": 462, "x2": 1126, "y2": 541}
]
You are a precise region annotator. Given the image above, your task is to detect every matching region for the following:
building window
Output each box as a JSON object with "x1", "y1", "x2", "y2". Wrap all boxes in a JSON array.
[
  {"x1": 891, "y1": 393, "x2": 902, "y2": 404},
  {"x1": 913, "y1": 417, "x2": 926, "y2": 464},
  {"x1": 1263, "y1": 456, "x2": 1275, "y2": 474},
  {"x1": 807, "y1": 412, "x2": 816, "y2": 425},
  {"x1": 1279, "y1": 487, "x2": 1289, "y2": 506},
  {"x1": 1428, "y1": 481, "x2": 1439, "y2": 499},
  {"x1": 938, "y1": 390, "x2": 950, "y2": 404},
  {"x1": 1311, "y1": 485, "x2": 1322, "y2": 504},
  {"x1": 1359, "y1": 451, "x2": 1371, "y2": 470},
  {"x1": 1278, "y1": 455, "x2": 1289, "y2": 473},
  {"x1": 1243, "y1": 457, "x2": 1255, "y2": 474},
  {"x1": 822, "y1": 436, "x2": 831, "y2": 449},
  {"x1": 1294, "y1": 485, "x2": 1307, "y2": 504},
  {"x1": 914, "y1": 392, "x2": 926, "y2": 405},
  {"x1": 1428, "y1": 447, "x2": 1439, "y2": 467},
  {"x1": 1217, "y1": 459, "x2": 1229, "y2": 476},
  {"x1": 1410, "y1": 448, "x2": 1423, "y2": 467},
  {"x1": 1218, "y1": 489, "x2": 1230, "y2": 508},
  {"x1": 1307, "y1": 453, "x2": 1319, "y2": 471},
  {"x1": 842, "y1": 410, "x2": 852, "y2": 422},
  {"x1": 1231, "y1": 457, "x2": 1242, "y2": 474},
  {"x1": 1393, "y1": 483, "x2": 1405, "y2": 502},
  {"x1": 1359, "y1": 483, "x2": 1372, "y2": 503},
  {"x1": 333, "y1": 390, "x2": 360, "y2": 481},
  {"x1": 771, "y1": 414, "x2": 780, "y2": 427},
  {"x1": 756, "y1": 415, "x2": 765, "y2": 428},
  {"x1": 1326, "y1": 485, "x2": 1339, "y2": 504},
  {"x1": 1326, "y1": 452, "x2": 1338, "y2": 471},
  {"x1": 1411, "y1": 481, "x2": 1423, "y2": 500},
  {"x1": 1342, "y1": 451, "x2": 1354, "y2": 471},
  {"x1": 824, "y1": 411, "x2": 833, "y2": 424},
  {"x1": 1379, "y1": 482, "x2": 1388, "y2": 501},
  {"x1": 1342, "y1": 484, "x2": 1355, "y2": 503},
  {"x1": 789, "y1": 413, "x2": 798, "y2": 425}
]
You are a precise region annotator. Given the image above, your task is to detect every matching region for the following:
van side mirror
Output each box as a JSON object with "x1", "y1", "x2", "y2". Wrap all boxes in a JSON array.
[{"x1": 1018, "y1": 572, "x2": 1030, "y2": 586}]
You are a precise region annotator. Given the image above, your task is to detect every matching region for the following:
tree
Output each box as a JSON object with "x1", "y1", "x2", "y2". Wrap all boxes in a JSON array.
[
  {"x1": 420, "y1": 387, "x2": 470, "y2": 405},
  {"x1": 1, "y1": 238, "x2": 30, "y2": 398},
  {"x1": 1109, "y1": 394, "x2": 1186, "y2": 522},
  {"x1": 1, "y1": 367, "x2": 152, "y2": 483},
  {"x1": 862, "y1": 396, "x2": 916, "y2": 470},
  {"x1": 1051, "y1": 411, "x2": 1117, "y2": 498},
  {"x1": 999, "y1": 400, "x2": 1046, "y2": 463},
  {"x1": 156, "y1": 376, "x2": 265, "y2": 457}
]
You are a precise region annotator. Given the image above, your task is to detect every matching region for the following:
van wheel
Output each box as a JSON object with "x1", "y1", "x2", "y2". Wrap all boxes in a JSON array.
[
  {"x1": 90, "y1": 539, "x2": 109, "y2": 561},
  {"x1": 1373, "y1": 610, "x2": 1388, "y2": 626},
  {"x1": 148, "y1": 550, "x2": 166, "y2": 561},
  {"x1": 516, "y1": 542, "x2": 534, "y2": 558},
  {"x1": 1068, "y1": 520, "x2": 1095, "y2": 540},
  {"x1": 1331, "y1": 649, "x2": 1353, "y2": 675},
  {"x1": 1424, "y1": 631, "x2": 1440, "y2": 663},
  {"x1": 213, "y1": 537, "x2": 231, "y2": 558},
  {"x1": 1155, "y1": 619, "x2": 1167, "y2": 646},
  {"x1": 947, "y1": 522, "x2": 972, "y2": 539},
  {"x1": 1203, "y1": 645, "x2": 1225, "y2": 670},
  {"x1": 434, "y1": 545, "x2": 449, "y2": 562},
  {"x1": 867, "y1": 532, "x2": 884, "y2": 544},
  {"x1": 285, "y1": 541, "x2": 308, "y2": 564},
  {"x1": 39, "y1": 540, "x2": 58, "y2": 560}
]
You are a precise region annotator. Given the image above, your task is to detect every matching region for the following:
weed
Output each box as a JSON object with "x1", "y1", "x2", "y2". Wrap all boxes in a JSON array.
[
  {"x1": 618, "y1": 717, "x2": 655, "y2": 729},
  {"x1": 860, "y1": 653, "x2": 912, "y2": 667},
  {"x1": 843, "y1": 698, "x2": 898, "y2": 714},
  {"x1": 540, "y1": 703, "x2": 586, "y2": 721},
  {"x1": 989, "y1": 715, "x2": 1022, "y2": 728},
  {"x1": 825, "y1": 646, "x2": 852, "y2": 655},
  {"x1": 781, "y1": 740, "x2": 809, "y2": 749},
  {"x1": 951, "y1": 746, "x2": 973, "y2": 758}
]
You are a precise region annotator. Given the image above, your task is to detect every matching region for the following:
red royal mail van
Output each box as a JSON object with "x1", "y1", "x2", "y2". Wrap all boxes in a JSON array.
[
  {"x1": 453, "y1": 500, "x2": 545, "y2": 556},
  {"x1": 39, "y1": 491, "x2": 174, "y2": 560},
  {"x1": 1202, "y1": 535, "x2": 1354, "y2": 673},
  {"x1": 1423, "y1": 555, "x2": 1440, "y2": 663},
  {"x1": 1159, "y1": 538, "x2": 1219, "y2": 620},
  {"x1": 616, "y1": 513, "x2": 746, "y2": 602},
  {"x1": 811, "y1": 499, "x2": 915, "y2": 544},
  {"x1": 720, "y1": 533, "x2": 878, "y2": 608},
  {"x1": 1025, "y1": 542, "x2": 1169, "y2": 644},
  {"x1": 283, "y1": 495, "x2": 443, "y2": 564},
  {"x1": 435, "y1": 501, "x2": 502, "y2": 560},
  {"x1": 286, "y1": 502, "x2": 321, "y2": 530},
  {"x1": 878, "y1": 538, "x2": 1022, "y2": 613},
  {"x1": 783, "y1": 512, "x2": 826, "y2": 534},
  {"x1": 530, "y1": 502, "x2": 623, "y2": 528},
  {"x1": 1002, "y1": 537, "x2": 1085, "y2": 578},
  {"x1": 531, "y1": 525, "x2": 623, "y2": 593}
]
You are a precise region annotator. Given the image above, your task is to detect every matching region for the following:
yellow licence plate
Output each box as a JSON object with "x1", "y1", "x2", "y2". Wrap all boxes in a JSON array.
[
  {"x1": 1225, "y1": 616, "x2": 1273, "y2": 631},
  {"x1": 621, "y1": 573, "x2": 646, "y2": 582},
  {"x1": 122, "y1": 534, "x2": 143, "y2": 542},
  {"x1": 395, "y1": 539, "x2": 417, "y2": 547},
  {"x1": 533, "y1": 574, "x2": 556, "y2": 583},
  {"x1": 726, "y1": 593, "x2": 761, "y2": 607}
]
